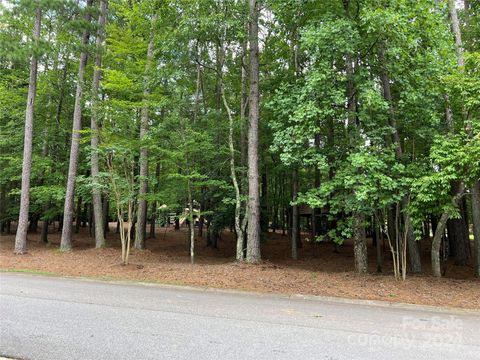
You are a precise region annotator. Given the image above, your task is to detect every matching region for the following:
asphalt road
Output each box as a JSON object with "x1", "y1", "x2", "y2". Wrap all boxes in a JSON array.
[{"x1": 0, "y1": 273, "x2": 479, "y2": 360}]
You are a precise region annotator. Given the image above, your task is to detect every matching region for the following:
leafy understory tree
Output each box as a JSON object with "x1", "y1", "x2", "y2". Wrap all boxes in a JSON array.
[{"x1": 104, "y1": 145, "x2": 137, "y2": 266}]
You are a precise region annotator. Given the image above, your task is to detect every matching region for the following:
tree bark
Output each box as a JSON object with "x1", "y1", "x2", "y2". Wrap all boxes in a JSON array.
[
  {"x1": 14, "y1": 3, "x2": 41, "y2": 254},
  {"x1": 60, "y1": 0, "x2": 93, "y2": 251},
  {"x1": 447, "y1": 0, "x2": 465, "y2": 68},
  {"x1": 135, "y1": 16, "x2": 156, "y2": 250},
  {"x1": 291, "y1": 168, "x2": 299, "y2": 260},
  {"x1": 354, "y1": 213, "x2": 367, "y2": 273},
  {"x1": 246, "y1": 0, "x2": 261, "y2": 263},
  {"x1": 91, "y1": 0, "x2": 107, "y2": 248}
]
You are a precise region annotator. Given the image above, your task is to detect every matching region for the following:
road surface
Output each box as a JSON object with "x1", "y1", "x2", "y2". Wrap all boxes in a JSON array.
[{"x1": 1, "y1": 273, "x2": 479, "y2": 359}]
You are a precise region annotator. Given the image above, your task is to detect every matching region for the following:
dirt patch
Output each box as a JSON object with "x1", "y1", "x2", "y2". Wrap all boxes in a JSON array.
[{"x1": 1, "y1": 224, "x2": 479, "y2": 309}]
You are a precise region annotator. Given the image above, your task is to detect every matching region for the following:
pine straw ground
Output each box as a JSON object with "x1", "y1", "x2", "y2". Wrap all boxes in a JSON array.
[{"x1": 1, "y1": 224, "x2": 479, "y2": 309}]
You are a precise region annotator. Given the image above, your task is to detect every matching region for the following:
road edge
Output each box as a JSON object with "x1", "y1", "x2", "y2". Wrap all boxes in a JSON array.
[{"x1": 1, "y1": 269, "x2": 479, "y2": 315}]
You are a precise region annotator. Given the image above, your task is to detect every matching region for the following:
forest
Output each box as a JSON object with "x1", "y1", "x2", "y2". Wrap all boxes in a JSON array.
[{"x1": 0, "y1": 0, "x2": 479, "y2": 284}]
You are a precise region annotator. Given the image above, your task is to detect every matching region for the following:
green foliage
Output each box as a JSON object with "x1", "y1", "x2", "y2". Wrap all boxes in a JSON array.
[{"x1": 1, "y1": 0, "x2": 478, "y2": 274}]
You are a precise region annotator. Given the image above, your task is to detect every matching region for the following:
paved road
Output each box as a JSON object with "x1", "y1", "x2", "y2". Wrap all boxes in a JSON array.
[{"x1": 0, "y1": 273, "x2": 479, "y2": 360}]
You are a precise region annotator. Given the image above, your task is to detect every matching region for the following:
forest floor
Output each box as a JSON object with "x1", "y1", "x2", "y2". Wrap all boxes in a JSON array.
[{"x1": 1, "y1": 224, "x2": 479, "y2": 309}]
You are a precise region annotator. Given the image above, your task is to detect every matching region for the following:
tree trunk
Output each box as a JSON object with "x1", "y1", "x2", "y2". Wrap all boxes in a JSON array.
[
  {"x1": 432, "y1": 185, "x2": 465, "y2": 277},
  {"x1": 447, "y1": 0, "x2": 465, "y2": 68},
  {"x1": 353, "y1": 213, "x2": 367, "y2": 273},
  {"x1": 91, "y1": 0, "x2": 107, "y2": 248},
  {"x1": 378, "y1": 45, "x2": 422, "y2": 273},
  {"x1": 14, "y1": 4, "x2": 41, "y2": 254},
  {"x1": 188, "y1": 181, "x2": 195, "y2": 264},
  {"x1": 75, "y1": 196, "x2": 82, "y2": 234},
  {"x1": 432, "y1": 212, "x2": 449, "y2": 278},
  {"x1": 150, "y1": 162, "x2": 161, "y2": 239},
  {"x1": 0, "y1": 185, "x2": 6, "y2": 234},
  {"x1": 60, "y1": 0, "x2": 93, "y2": 251},
  {"x1": 41, "y1": 220, "x2": 48, "y2": 244},
  {"x1": 149, "y1": 201, "x2": 156, "y2": 239},
  {"x1": 375, "y1": 215, "x2": 383, "y2": 273},
  {"x1": 103, "y1": 196, "x2": 109, "y2": 234},
  {"x1": 312, "y1": 133, "x2": 321, "y2": 251},
  {"x1": 221, "y1": 83, "x2": 247, "y2": 261},
  {"x1": 447, "y1": 183, "x2": 470, "y2": 265},
  {"x1": 135, "y1": 17, "x2": 156, "y2": 250},
  {"x1": 291, "y1": 168, "x2": 299, "y2": 260},
  {"x1": 246, "y1": 0, "x2": 261, "y2": 263},
  {"x1": 240, "y1": 28, "x2": 248, "y2": 187}
]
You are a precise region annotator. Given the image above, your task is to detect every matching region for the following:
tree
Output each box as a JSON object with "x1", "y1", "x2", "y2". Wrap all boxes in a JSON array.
[
  {"x1": 14, "y1": 1, "x2": 42, "y2": 254},
  {"x1": 91, "y1": 0, "x2": 107, "y2": 248},
  {"x1": 246, "y1": 0, "x2": 261, "y2": 263},
  {"x1": 60, "y1": 0, "x2": 93, "y2": 251},
  {"x1": 134, "y1": 14, "x2": 156, "y2": 250}
]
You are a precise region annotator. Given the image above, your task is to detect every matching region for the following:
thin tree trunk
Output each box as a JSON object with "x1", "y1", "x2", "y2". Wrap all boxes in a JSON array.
[
  {"x1": 188, "y1": 181, "x2": 195, "y2": 264},
  {"x1": 312, "y1": 133, "x2": 320, "y2": 253},
  {"x1": 149, "y1": 201, "x2": 156, "y2": 238},
  {"x1": 103, "y1": 196, "x2": 109, "y2": 234},
  {"x1": 240, "y1": 30, "x2": 248, "y2": 186},
  {"x1": 149, "y1": 162, "x2": 161, "y2": 239},
  {"x1": 41, "y1": 220, "x2": 48, "y2": 244},
  {"x1": 75, "y1": 196, "x2": 82, "y2": 234},
  {"x1": 375, "y1": 215, "x2": 383, "y2": 272},
  {"x1": 60, "y1": 0, "x2": 93, "y2": 251},
  {"x1": 432, "y1": 185, "x2": 465, "y2": 277},
  {"x1": 291, "y1": 168, "x2": 299, "y2": 260},
  {"x1": 91, "y1": 0, "x2": 107, "y2": 248},
  {"x1": 14, "y1": 4, "x2": 41, "y2": 254},
  {"x1": 221, "y1": 84, "x2": 247, "y2": 261},
  {"x1": 0, "y1": 186, "x2": 6, "y2": 234},
  {"x1": 135, "y1": 16, "x2": 156, "y2": 250},
  {"x1": 378, "y1": 45, "x2": 421, "y2": 273},
  {"x1": 246, "y1": 0, "x2": 261, "y2": 263}
]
